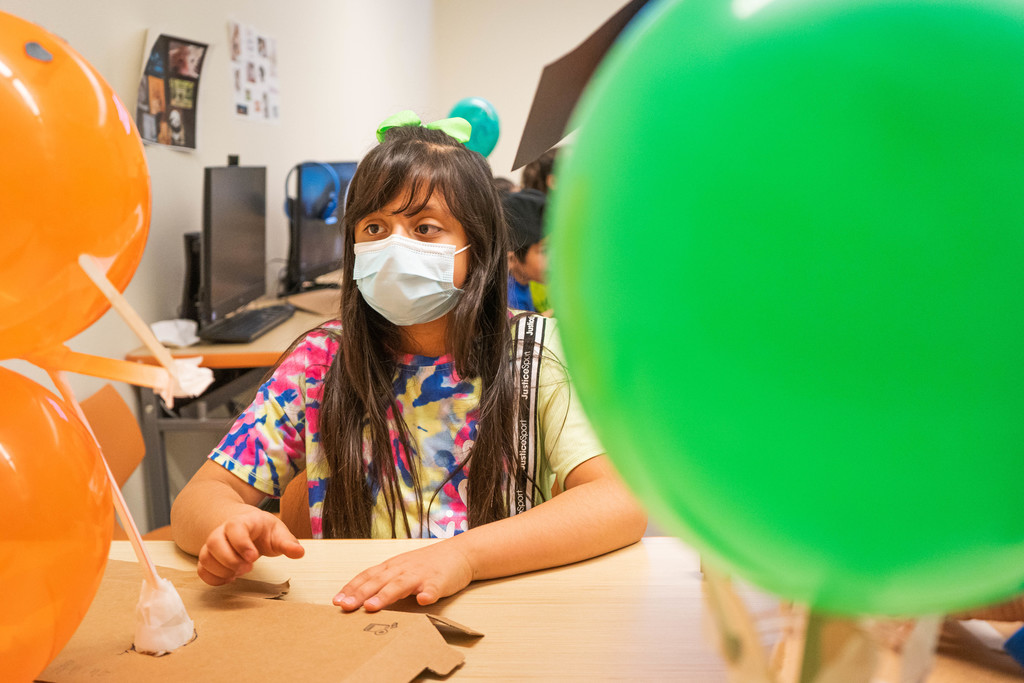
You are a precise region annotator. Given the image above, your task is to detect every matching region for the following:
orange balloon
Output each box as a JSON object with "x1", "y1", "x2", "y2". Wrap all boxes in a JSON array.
[
  {"x1": 0, "y1": 368, "x2": 113, "y2": 681},
  {"x1": 0, "y1": 11, "x2": 150, "y2": 360}
]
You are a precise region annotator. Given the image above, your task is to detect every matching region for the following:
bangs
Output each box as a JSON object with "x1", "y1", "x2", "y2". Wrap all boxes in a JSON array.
[
  {"x1": 386, "y1": 167, "x2": 446, "y2": 217},
  {"x1": 346, "y1": 135, "x2": 493, "y2": 233}
]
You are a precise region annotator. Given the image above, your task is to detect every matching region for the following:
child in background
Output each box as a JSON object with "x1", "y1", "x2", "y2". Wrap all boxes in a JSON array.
[
  {"x1": 521, "y1": 147, "x2": 559, "y2": 194},
  {"x1": 492, "y1": 176, "x2": 518, "y2": 194},
  {"x1": 170, "y1": 112, "x2": 646, "y2": 613},
  {"x1": 503, "y1": 188, "x2": 551, "y2": 314}
]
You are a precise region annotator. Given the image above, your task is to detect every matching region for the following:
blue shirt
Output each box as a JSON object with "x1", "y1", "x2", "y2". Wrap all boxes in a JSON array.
[{"x1": 508, "y1": 276, "x2": 535, "y2": 312}]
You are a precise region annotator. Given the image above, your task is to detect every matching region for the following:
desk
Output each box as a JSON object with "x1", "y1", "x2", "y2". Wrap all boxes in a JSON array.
[
  {"x1": 108, "y1": 539, "x2": 1023, "y2": 682},
  {"x1": 126, "y1": 310, "x2": 333, "y2": 529},
  {"x1": 111, "y1": 537, "x2": 739, "y2": 681}
]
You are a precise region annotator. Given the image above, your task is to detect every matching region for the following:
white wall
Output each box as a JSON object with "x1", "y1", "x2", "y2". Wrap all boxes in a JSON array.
[
  {"x1": 0, "y1": 0, "x2": 434, "y2": 530},
  {"x1": 432, "y1": 0, "x2": 627, "y2": 180},
  {"x1": 1, "y1": 0, "x2": 632, "y2": 531}
]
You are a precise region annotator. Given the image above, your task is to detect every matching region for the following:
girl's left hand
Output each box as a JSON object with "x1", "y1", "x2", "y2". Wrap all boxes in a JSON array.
[{"x1": 333, "y1": 542, "x2": 474, "y2": 612}]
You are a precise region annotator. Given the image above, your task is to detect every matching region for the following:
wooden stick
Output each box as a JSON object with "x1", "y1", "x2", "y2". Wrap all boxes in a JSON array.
[
  {"x1": 897, "y1": 617, "x2": 940, "y2": 683},
  {"x1": 48, "y1": 369, "x2": 162, "y2": 590},
  {"x1": 77, "y1": 254, "x2": 179, "y2": 405},
  {"x1": 25, "y1": 345, "x2": 172, "y2": 391},
  {"x1": 798, "y1": 610, "x2": 878, "y2": 683},
  {"x1": 702, "y1": 565, "x2": 775, "y2": 682}
]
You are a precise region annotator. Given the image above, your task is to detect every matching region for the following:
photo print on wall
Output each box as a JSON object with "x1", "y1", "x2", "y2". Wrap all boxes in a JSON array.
[
  {"x1": 135, "y1": 32, "x2": 208, "y2": 150},
  {"x1": 228, "y1": 20, "x2": 280, "y2": 122}
]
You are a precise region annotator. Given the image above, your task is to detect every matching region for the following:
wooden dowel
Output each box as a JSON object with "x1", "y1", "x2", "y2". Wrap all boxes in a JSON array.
[
  {"x1": 26, "y1": 345, "x2": 172, "y2": 391},
  {"x1": 77, "y1": 254, "x2": 179, "y2": 405},
  {"x1": 48, "y1": 370, "x2": 162, "y2": 590}
]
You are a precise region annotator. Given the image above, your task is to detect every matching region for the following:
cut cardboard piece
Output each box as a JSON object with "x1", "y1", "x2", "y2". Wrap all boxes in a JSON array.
[
  {"x1": 40, "y1": 561, "x2": 481, "y2": 683},
  {"x1": 937, "y1": 619, "x2": 1024, "y2": 678},
  {"x1": 703, "y1": 554, "x2": 1024, "y2": 682},
  {"x1": 510, "y1": 0, "x2": 652, "y2": 171},
  {"x1": 108, "y1": 560, "x2": 291, "y2": 601},
  {"x1": 285, "y1": 287, "x2": 340, "y2": 317}
]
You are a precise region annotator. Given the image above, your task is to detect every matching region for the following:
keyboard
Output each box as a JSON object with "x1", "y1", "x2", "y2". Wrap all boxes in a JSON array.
[{"x1": 198, "y1": 304, "x2": 296, "y2": 344}]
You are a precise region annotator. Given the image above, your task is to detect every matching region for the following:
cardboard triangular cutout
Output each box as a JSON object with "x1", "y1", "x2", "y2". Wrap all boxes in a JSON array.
[
  {"x1": 511, "y1": 0, "x2": 652, "y2": 171},
  {"x1": 40, "y1": 561, "x2": 481, "y2": 683}
]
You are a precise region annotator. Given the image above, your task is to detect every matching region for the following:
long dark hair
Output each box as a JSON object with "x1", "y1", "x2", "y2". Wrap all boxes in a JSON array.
[
  {"x1": 319, "y1": 124, "x2": 516, "y2": 538},
  {"x1": 521, "y1": 148, "x2": 559, "y2": 194}
]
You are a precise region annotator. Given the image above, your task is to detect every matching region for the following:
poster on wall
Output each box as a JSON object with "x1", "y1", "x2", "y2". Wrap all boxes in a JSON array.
[
  {"x1": 135, "y1": 32, "x2": 208, "y2": 150},
  {"x1": 228, "y1": 21, "x2": 280, "y2": 122}
]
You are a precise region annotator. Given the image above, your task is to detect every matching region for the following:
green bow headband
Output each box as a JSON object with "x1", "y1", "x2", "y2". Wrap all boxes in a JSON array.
[{"x1": 376, "y1": 110, "x2": 471, "y2": 144}]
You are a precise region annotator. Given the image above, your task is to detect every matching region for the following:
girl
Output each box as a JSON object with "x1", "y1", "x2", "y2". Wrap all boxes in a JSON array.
[{"x1": 170, "y1": 112, "x2": 647, "y2": 613}]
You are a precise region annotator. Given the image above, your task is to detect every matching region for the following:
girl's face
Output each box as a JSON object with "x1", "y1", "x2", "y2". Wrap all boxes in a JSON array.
[{"x1": 353, "y1": 189, "x2": 470, "y2": 288}]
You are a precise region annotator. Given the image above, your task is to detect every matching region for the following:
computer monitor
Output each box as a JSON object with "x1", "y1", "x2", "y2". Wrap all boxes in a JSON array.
[
  {"x1": 283, "y1": 161, "x2": 357, "y2": 294},
  {"x1": 199, "y1": 165, "x2": 267, "y2": 326}
]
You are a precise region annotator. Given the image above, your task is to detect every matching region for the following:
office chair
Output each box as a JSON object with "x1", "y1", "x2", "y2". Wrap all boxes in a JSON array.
[
  {"x1": 279, "y1": 470, "x2": 312, "y2": 539},
  {"x1": 80, "y1": 383, "x2": 173, "y2": 540}
]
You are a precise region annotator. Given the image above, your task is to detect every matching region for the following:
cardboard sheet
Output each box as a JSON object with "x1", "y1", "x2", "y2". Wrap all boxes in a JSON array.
[
  {"x1": 937, "y1": 619, "x2": 1024, "y2": 679},
  {"x1": 285, "y1": 287, "x2": 340, "y2": 317},
  {"x1": 511, "y1": 0, "x2": 652, "y2": 171},
  {"x1": 40, "y1": 561, "x2": 481, "y2": 682}
]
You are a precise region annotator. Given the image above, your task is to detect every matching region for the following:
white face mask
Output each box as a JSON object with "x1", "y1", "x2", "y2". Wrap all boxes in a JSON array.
[{"x1": 352, "y1": 234, "x2": 470, "y2": 326}]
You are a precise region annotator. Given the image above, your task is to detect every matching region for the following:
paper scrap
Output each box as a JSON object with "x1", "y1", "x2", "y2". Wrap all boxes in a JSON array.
[
  {"x1": 150, "y1": 319, "x2": 200, "y2": 347},
  {"x1": 171, "y1": 356, "x2": 214, "y2": 397},
  {"x1": 958, "y1": 619, "x2": 1010, "y2": 651},
  {"x1": 134, "y1": 576, "x2": 196, "y2": 656}
]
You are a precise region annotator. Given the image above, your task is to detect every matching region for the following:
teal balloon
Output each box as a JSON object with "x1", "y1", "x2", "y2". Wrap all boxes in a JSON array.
[
  {"x1": 549, "y1": 0, "x2": 1024, "y2": 616},
  {"x1": 448, "y1": 97, "x2": 499, "y2": 157}
]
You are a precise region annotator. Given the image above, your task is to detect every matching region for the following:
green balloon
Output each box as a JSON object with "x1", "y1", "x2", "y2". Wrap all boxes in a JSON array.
[{"x1": 549, "y1": 0, "x2": 1024, "y2": 616}]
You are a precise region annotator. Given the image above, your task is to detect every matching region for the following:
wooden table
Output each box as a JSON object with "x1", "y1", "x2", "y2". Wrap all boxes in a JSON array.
[
  {"x1": 112, "y1": 538, "x2": 732, "y2": 681},
  {"x1": 125, "y1": 310, "x2": 333, "y2": 528},
  {"x1": 125, "y1": 309, "x2": 333, "y2": 369},
  {"x1": 108, "y1": 539, "x2": 1023, "y2": 681}
]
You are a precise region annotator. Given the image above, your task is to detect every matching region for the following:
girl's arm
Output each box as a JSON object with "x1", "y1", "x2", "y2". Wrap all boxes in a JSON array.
[
  {"x1": 171, "y1": 460, "x2": 305, "y2": 585},
  {"x1": 333, "y1": 455, "x2": 647, "y2": 612}
]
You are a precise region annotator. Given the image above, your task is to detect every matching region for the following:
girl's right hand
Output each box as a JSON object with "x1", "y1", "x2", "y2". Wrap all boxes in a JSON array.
[{"x1": 196, "y1": 508, "x2": 305, "y2": 586}]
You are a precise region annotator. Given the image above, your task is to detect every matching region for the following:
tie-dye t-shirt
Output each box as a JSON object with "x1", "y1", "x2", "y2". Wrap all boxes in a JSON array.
[{"x1": 209, "y1": 318, "x2": 603, "y2": 539}]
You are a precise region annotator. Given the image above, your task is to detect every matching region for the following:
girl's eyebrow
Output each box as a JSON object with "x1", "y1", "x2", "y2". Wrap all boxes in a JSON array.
[{"x1": 405, "y1": 201, "x2": 445, "y2": 217}]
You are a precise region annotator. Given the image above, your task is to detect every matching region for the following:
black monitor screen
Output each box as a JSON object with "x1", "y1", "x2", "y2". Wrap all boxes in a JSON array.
[
  {"x1": 201, "y1": 166, "x2": 267, "y2": 325},
  {"x1": 284, "y1": 161, "x2": 357, "y2": 293}
]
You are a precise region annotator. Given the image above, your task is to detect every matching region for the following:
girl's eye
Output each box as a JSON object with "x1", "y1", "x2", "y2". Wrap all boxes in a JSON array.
[
  {"x1": 365, "y1": 223, "x2": 384, "y2": 235},
  {"x1": 414, "y1": 224, "x2": 440, "y2": 236}
]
